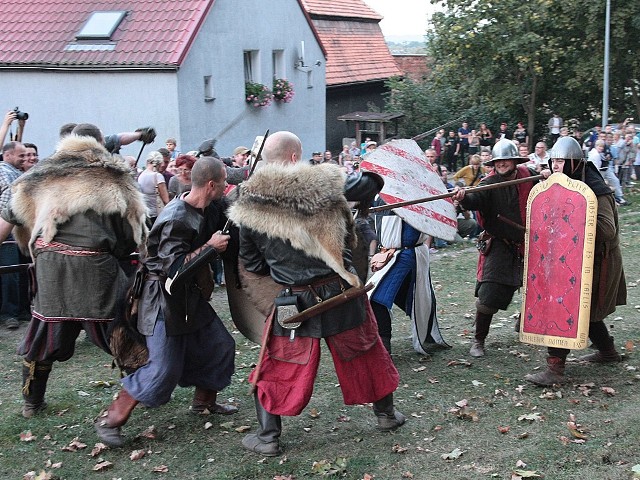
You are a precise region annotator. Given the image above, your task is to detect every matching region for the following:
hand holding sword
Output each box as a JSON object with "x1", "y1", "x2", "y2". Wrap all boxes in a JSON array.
[{"x1": 221, "y1": 129, "x2": 269, "y2": 234}]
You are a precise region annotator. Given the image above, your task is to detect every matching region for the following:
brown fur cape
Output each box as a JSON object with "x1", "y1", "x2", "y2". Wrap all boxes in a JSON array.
[
  {"x1": 228, "y1": 162, "x2": 361, "y2": 287},
  {"x1": 9, "y1": 135, "x2": 148, "y2": 255}
]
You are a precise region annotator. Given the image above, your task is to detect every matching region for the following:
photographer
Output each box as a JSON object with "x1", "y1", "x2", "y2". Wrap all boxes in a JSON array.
[{"x1": 1, "y1": 108, "x2": 27, "y2": 151}]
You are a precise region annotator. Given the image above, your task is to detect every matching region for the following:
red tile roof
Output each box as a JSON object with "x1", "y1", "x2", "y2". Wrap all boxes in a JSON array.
[
  {"x1": 393, "y1": 54, "x2": 432, "y2": 81},
  {"x1": 301, "y1": 0, "x2": 382, "y2": 20},
  {"x1": 311, "y1": 18, "x2": 402, "y2": 86},
  {"x1": 0, "y1": 0, "x2": 214, "y2": 68}
]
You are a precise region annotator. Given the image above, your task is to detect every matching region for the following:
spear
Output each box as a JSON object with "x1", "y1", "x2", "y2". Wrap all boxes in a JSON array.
[{"x1": 368, "y1": 175, "x2": 543, "y2": 213}]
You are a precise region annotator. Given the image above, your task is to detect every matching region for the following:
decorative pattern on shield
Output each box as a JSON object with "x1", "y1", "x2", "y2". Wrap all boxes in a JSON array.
[
  {"x1": 359, "y1": 139, "x2": 457, "y2": 241},
  {"x1": 520, "y1": 173, "x2": 597, "y2": 350}
]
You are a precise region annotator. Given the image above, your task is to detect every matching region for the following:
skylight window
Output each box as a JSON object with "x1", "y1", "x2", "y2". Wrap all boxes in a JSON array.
[{"x1": 76, "y1": 11, "x2": 126, "y2": 40}]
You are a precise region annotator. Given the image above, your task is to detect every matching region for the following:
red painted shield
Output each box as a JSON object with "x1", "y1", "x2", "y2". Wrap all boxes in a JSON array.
[
  {"x1": 359, "y1": 139, "x2": 457, "y2": 241},
  {"x1": 520, "y1": 173, "x2": 597, "y2": 350}
]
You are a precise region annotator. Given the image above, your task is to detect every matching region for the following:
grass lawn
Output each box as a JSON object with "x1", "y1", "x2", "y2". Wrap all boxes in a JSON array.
[{"x1": 1, "y1": 191, "x2": 640, "y2": 480}]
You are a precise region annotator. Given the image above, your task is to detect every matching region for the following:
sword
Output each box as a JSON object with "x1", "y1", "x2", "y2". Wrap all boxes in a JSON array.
[
  {"x1": 280, "y1": 283, "x2": 374, "y2": 325},
  {"x1": 368, "y1": 175, "x2": 543, "y2": 214},
  {"x1": 221, "y1": 129, "x2": 270, "y2": 235}
]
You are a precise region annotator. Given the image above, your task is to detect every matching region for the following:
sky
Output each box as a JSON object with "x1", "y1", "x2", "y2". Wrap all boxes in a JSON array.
[{"x1": 363, "y1": 0, "x2": 437, "y2": 41}]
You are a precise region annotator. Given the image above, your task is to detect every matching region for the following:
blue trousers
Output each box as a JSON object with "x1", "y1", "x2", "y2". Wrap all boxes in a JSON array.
[{"x1": 122, "y1": 312, "x2": 235, "y2": 407}]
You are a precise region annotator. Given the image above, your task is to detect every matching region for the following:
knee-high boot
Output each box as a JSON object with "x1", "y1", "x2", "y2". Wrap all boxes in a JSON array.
[
  {"x1": 22, "y1": 360, "x2": 52, "y2": 418},
  {"x1": 372, "y1": 393, "x2": 406, "y2": 431},
  {"x1": 470, "y1": 312, "x2": 492, "y2": 357},
  {"x1": 241, "y1": 394, "x2": 282, "y2": 456},
  {"x1": 371, "y1": 301, "x2": 392, "y2": 353},
  {"x1": 578, "y1": 322, "x2": 622, "y2": 363},
  {"x1": 525, "y1": 348, "x2": 568, "y2": 386},
  {"x1": 94, "y1": 388, "x2": 139, "y2": 447}
]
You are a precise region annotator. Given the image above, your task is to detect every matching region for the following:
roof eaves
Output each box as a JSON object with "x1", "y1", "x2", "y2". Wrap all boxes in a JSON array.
[
  {"x1": 295, "y1": 0, "x2": 328, "y2": 59},
  {"x1": 172, "y1": 0, "x2": 216, "y2": 66}
]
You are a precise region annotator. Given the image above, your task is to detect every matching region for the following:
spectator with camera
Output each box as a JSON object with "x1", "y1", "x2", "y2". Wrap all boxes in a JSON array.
[{"x1": 0, "y1": 141, "x2": 30, "y2": 329}]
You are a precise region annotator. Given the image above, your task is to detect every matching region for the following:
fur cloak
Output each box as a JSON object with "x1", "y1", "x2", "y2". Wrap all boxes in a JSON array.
[
  {"x1": 8, "y1": 135, "x2": 148, "y2": 256},
  {"x1": 228, "y1": 162, "x2": 361, "y2": 287}
]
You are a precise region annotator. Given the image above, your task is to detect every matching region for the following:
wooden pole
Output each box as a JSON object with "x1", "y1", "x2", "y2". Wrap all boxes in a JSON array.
[{"x1": 368, "y1": 175, "x2": 543, "y2": 213}]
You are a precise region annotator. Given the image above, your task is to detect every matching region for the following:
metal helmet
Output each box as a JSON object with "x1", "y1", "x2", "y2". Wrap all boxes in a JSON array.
[
  {"x1": 550, "y1": 136, "x2": 584, "y2": 160},
  {"x1": 485, "y1": 138, "x2": 528, "y2": 165}
]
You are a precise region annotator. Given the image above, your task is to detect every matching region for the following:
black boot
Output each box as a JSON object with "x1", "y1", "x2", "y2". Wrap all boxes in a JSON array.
[
  {"x1": 372, "y1": 393, "x2": 406, "y2": 431},
  {"x1": 22, "y1": 360, "x2": 52, "y2": 418},
  {"x1": 470, "y1": 312, "x2": 492, "y2": 357},
  {"x1": 242, "y1": 394, "x2": 282, "y2": 456}
]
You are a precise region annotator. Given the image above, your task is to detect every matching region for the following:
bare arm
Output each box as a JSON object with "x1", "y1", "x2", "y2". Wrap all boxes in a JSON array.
[
  {"x1": 157, "y1": 181, "x2": 170, "y2": 204},
  {"x1": 0, "y1": 217, "x2": 15, "y2": 244},
  {"x1": 0, "y1": 111, "x2": 16, "y2": 145}
]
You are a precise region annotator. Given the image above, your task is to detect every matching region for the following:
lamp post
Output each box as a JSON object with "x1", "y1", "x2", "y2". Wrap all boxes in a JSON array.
[{"x1": 602, "y1": 0, "x2": 610, "y2": 128}]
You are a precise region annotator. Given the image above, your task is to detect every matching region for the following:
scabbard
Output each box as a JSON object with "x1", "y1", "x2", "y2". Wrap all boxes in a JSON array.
[{"x1": 281, "y1": 283, "x2": 374, "y2": 325}]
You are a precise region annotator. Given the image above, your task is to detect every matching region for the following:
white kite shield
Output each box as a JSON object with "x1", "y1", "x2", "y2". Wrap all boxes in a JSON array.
[{"x1": 359, "y1": 139, "x2": 457, "y2": 241}]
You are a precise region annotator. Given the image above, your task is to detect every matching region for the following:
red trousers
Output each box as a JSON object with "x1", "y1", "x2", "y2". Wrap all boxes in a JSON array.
[{"x1": 250, "y1": 301, "x2": 399, "y2": 416}]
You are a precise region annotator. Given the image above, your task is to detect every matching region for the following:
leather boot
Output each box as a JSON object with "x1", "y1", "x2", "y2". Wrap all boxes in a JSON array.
[
  {"x1": 191, "y1": 387, "x2": 238, "y2": 415},
  {"x1": 470, "y1": 312, "x2": 492, "y2": 357},
  {"x1": 22, "y1": 360, "x2": 52, "y2": 418},
  {"x1": 525, "y1": 356, "x2": 566, "y2": 386},
  {"x1": 94, "y1": 388, "x2": 139, "y2": 447},
  {"x1": 242, "y1": 394, "x2": 282, "y2": 456},
  {"x1": 372, "y1": 393, "x2": 406, "y2": 431},
  {"x1": 579, "y1": 324, "x2": 622, "y2": 363}
]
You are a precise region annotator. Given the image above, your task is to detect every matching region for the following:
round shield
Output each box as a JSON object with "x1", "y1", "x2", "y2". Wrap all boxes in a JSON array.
[{"x1": 224, "y1": 257, "x2": 280, "y2": 343}]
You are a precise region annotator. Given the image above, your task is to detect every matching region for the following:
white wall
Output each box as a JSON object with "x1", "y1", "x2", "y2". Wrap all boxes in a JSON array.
[
  {"x1": 177, "y1": 0, "x2": 326, "y2": 158},
  {"x1": 0, "y1": 70, "x2": 179, "y2": 158}
]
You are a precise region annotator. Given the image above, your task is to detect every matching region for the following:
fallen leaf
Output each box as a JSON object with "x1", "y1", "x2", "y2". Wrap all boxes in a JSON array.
[
  {"x1": 363, "y1": 474, "x2": 375, "y2": 480},
  {"x1": 625, "y1": 340, "x2": 635, "y2": 352},
  {"x1": 130, "y1": 449, "x2": 146, "y2": 460},
  {"x1": 412, "y1": 366, "x2": 427, "y2": 372},
  {"x1": 137, "y1": 425, "x2": 158, "y2": 439},
  {"x1": 88, "y1": 380, "x2": 116, "y2": 388},
  {"x1": 392, "y1": 443, "x2": 408, "y2": 453},
  {"x1": 278, "y1": 455, "x2": 289, "y2": 465},
  {"x1": 601, "y1": 387, "x2": 616, "y2": 396},
  {"x1": 219, "y1": 421, "x2": 234, "y2": 430},
  {"x1": 153, "y1": 465, "x2": 169, "y2": 473},
  {"x1": 92, "y1": 461, "x2": 113, "y2": 471},
  {"x1": 455, "y1": 399, "x2": 468, "y2": 407},
  {"x1": 471, "y1": 380, "x2": 485, "y2": 387},
  {"x1": 498, "y1": 426, "x2": 511, "y2": 434},
  {"x1": 337, "y1": 415, "x2": 351, "y2": 423},
  {"x1": 402, "y1": 472, "x2": 414, "y2": 478},
  {"x1": 308, "y1": 408, "x2": 320, "y2": 418},
  {"x1": 90, "y1": 443, "x2": 108, "y2": 457},
  {"x1": 515, "y1": 460, "x2": 527, "y2": 468},
  {"x1": 517, "y1": 432, "x2": 530, "y2": 439},
  {"x1": 61, "y1": 437, "x2": 87, "y2": 452},
  {"x1": 204, "y1": 422, "x2": 213, "y2": 430},
  {"x1": 518, "y1": 413, "x2": 543, "y2": 422},
  {"x1": 433, "y1": 425, "x2": 443, "y2": 432},
  {"x1": 427, "y1": 378, "x2": 439, "y2": 384},
  {"x1": 441, "y1": 448, "x2": 464, "y2": 460},
  {"x1": 512, "y1": 469, "x2": 541, "y2": 478},
  {"x1": 20, "y1": 431, "x2": 36, "y2": 442},
  {"x1": 235, "y1": 425, "x2": 251, "y2": 433},
  {"x1": 273, "y1": 475, "x2": 294, "y2": 480}
]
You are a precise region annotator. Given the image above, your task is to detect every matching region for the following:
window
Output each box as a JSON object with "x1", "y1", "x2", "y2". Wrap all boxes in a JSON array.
[
  {"x1": 272, "y1": 50, "x2": 285, "y2": 79},
  {"x1": 244, "y1": 50, "x2": 260, "y2": 83},
  {"x1": 204, "y1": 75, "x2": 214, "y2": 101},
  {"x1": 76, "y1": 11, "x2": 126, "y2": 40}
]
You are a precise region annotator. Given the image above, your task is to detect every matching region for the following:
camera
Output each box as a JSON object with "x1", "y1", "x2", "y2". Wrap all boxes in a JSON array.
[{"x1": 13, "y1": 107, "x2": 28, "y2": 121}]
